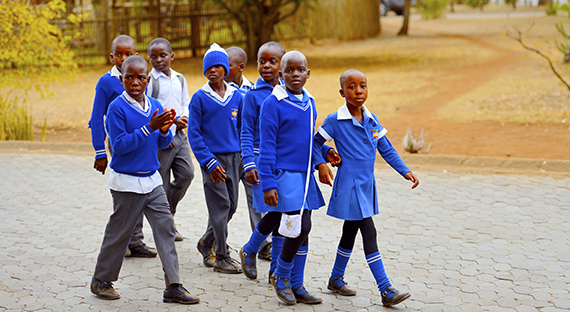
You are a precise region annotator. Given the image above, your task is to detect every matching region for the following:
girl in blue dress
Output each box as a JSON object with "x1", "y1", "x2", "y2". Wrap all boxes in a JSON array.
[{"x1": 314, "y1": 69, "x2": 420, "y2": 307}]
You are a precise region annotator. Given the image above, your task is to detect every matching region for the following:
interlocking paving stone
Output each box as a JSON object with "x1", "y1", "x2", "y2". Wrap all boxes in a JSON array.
[{"x1": 0, "y1": 153, "x2": 569, "y2": 311}]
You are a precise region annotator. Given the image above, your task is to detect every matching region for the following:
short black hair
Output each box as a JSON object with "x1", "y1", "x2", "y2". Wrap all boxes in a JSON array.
[
  {"x1": 148, "y1": 38, "x2": 172, "y2": 54},
  {"x1": 339, "y1": 69, "x2": 365, "y2": 89},
  {"x1": 121, "y1": 55, "x2": 148, "y2": 73},
  {"x1": 280, "y1": 51, "x2": 307, "y2": 71},
  {"x1": 226, "y1": 46, "x2": 247, "y2": 65},
  {"x1": 257, "y1": 41, "x2": 286, "y2": 59},
  {"x1": 111, "y1": 35, "x2": 136, "y2": 52}
]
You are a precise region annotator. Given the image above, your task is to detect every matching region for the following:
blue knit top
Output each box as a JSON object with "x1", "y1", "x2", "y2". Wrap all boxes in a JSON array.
[
  {"x1": 88, "y1": 68, "x2": 124, "y2": 159},
  {"x1": 188, "y1": 82, "x2": 242, "y2": 172},
  {"x1": 259, "y1": 85, "x2": 320, "y2": 192},
  {"x1": 106, "y1": 93, "x2": 173, "y2": 177}
]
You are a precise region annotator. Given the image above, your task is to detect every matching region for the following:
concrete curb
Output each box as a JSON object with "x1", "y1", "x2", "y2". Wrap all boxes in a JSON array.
[{"x1": 2, "y1": 141, "x2": 570, "y2": 177}]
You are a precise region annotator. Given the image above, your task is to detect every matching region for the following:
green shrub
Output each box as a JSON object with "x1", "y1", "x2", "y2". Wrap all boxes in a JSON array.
[
  {"x1": 545, "y1": 2, "x2": 560, "y2": 15},
  {"x1": 420, "y1": 0, "x2": 449, "y2": 19},
  {"x1": 466, "y1": 0, "x2": 489, "y2": 10},
  {"x1": 0, "y1": 94, "x2": 34, "y2": 141}
]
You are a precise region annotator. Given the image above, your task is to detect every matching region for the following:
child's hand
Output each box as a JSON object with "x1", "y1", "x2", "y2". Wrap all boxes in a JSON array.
[
  {"x1": 264, "y1": 189, "x2": 279, "y2": 206},
  {"x1": 405, "y1": 172, "x2": 420, "y2": 189},
  {"x1": 210, "y1": 165, "x2": 227, "y2": 183},
  {"x1": 93, "y1": 157, "x2": 108, "y2": 175},
  {"x1": 160, "y1": 108, "x2": 177, "y2": 132},
  {"x1": 327, "y1": 149, "x2": 342, "y2": 167},
  {"x1": 245, "y1": 168, "x2": 259, "y2": 185},
  {"x1": 317, "y1": 163, "x2": 334, "y2": 186},
  {"x1": 166, "y1": 142, "x2": 175, "y2": 150},
  {"x1": 149, "y1": 109, "x2": 173, "y2": 131},
  {"x1": 176, "y1": 116, "x2": 188, "y2": 131}
]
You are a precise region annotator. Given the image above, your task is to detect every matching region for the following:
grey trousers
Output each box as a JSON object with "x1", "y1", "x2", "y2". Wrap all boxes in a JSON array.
[
  {"x1": 92, "y1": 186, "x2": 180, "y2": 286},
  {"x1": 107, "y1": 137, "x2": 145, "y2": 249},
  {"x1": 200, "y1": 152, "x2": 240, "y2": 261},
  {"x1": 157, "y1": 131, "x2": 195, "y2": 216}
]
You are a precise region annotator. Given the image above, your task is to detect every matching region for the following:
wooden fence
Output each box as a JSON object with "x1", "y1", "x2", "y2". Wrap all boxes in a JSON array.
[{"x1": 63, "y1": 0, "x2": 380, "y2": 63}]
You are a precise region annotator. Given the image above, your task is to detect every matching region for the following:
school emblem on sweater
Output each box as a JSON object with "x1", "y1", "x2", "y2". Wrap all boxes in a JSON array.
[
  {"x1": 231, "y1": 108, "x2": 238, "y2": 120},
  {"x1": 371, "y1": 129, "x2": 380, "y2": 139}
]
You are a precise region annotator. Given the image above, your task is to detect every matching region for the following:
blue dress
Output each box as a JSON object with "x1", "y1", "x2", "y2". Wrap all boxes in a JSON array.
[{"x1": 316, "y1": 104, "x2": 410, "y2": 221}]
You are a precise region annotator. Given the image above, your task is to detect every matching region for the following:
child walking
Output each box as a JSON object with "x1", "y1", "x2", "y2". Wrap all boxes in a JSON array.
[
  {"x1": 224, "y1": 46, "x2": 272, "y2": 260},
  {"x1": 88, "y1": 34, "x2": 156, "y2": 258},
  {"x1": 189, "y1": 43, "x2": 243, "y2": 274},
  {"x1": 315, "y1": 69, "x2": 420, "y2": 307},
  {"x1": 90, "y1": 55, "x2": 199, "y2": 305},
  {"x1": 240, "y1": 51, "x2": 326, "y2": 305},
  {"x1": 147, "y1": 38, "x2": 195, "y2": 241}
]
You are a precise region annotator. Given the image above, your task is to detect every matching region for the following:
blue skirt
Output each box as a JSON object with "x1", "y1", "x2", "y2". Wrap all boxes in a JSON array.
[
  {"x1": 257, "y1": 170, "x2": 324, "y2": 213},
  {"x1": 327, "y1": 157, "x2": 378, "y2": 221},
  {"x1": 251, "y1": 155, "x2": 265, "y2": 212}
]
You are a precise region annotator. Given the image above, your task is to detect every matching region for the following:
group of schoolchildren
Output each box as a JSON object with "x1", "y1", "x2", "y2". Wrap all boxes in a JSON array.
[{"x1": 87, "y1": 34, "x2": 420, "y2": 307}]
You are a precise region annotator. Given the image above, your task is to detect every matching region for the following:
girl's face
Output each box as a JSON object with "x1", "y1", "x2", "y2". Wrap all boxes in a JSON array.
[
  {"x1": 280, "y1": 56, "x2": 310, "y2": 95},
  {"x1": 340, "y1": 71, "x2": 368, "y2": 109}
]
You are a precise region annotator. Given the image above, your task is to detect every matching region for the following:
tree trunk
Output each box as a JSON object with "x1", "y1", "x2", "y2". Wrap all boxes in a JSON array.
[{"x1": 398, "y1": 0, "x2": 411, "y2": 36}]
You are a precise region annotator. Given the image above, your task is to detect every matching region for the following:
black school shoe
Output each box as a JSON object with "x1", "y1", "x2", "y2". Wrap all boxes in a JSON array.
[
  {"x1": 90, "y1": 280, "x2": 120, "y2": 300},
  {"x1": 258, "y1": 242, "x2": 272, "y2": 261},
  {"x1": 196, "y1": 238, "x2": 216, "y2": 267},
  {"x1": 273, "y1": 276, "x2": 296, "y2": 305},
  {"x1": 163, "y1": 283, "x2": 200, "y2": 304},
  {"x1": 239, "y1": 246, "x2": 257, "y2": 279},
  {"x1": 292, "y1": 286, "x2": 323, "y2": 304},
  {"x1": 381, "y1": 286, "x2": 411, "y2": 306},
  {"x1": 213, "y1": 257, "x2": 243, "y2": 274},
  {"x1": 127, "y1": 243, "x2": 157, "y2": 258},
  {"x1": 327, "y1": 277, "x2": 357, "y2": 296}
]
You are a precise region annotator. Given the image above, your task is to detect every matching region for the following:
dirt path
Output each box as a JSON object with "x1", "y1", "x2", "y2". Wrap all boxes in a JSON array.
[{"x1": 381, "y1": 23, "x2": 570, "y2": 160}]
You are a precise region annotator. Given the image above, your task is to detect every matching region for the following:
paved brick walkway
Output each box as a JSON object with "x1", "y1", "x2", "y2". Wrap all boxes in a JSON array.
[{"x1": 0, "y1": 153, "x2": 568, "y2": 311}]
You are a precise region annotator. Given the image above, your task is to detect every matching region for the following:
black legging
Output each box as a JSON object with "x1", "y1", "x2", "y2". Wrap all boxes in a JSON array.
[
  {"x1": 338, "y1": 217, "x2": 378, "y2": 256},
  {"x1": 256, "y1": 209, "x2": 311, "y2": 263}
]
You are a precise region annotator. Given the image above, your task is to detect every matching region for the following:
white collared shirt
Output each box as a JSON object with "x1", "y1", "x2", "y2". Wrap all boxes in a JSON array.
[
  {"x1": 272, "y1": 85, "x2": 315, "y2": 101},
  {"x1": 110, "y1": 65, "x2": 121, "y2": 79},
  {"x1": 200, "y1": 81, "x2": 238, "y2": 102},
  {"x1": 107, "y1": 91, "x2": 162, "y2": 194},
  {"x1": 147, "y1": 68, "x2": 190, "y2": 135}
]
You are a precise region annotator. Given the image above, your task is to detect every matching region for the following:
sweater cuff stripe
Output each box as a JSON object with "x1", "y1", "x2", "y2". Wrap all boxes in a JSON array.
[
  {"x1": 318, "y1": 127, "x2": 333, "y2": 142},
  {"x1": 206, "y1": 158, "x2": 217, "y2": 169},
  {"x1": 142, "y1": 125, "x2": 151, "y2": 136},
  {"x1": 243, "y1": 162, "x2": 256, "y2": 171}
]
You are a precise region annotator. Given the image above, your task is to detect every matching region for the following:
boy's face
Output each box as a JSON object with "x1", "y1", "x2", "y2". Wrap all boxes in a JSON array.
[
  {"x1": 257, "y1": 46, "x2": 281, "y2": 83},
  {"x1": 205, "y1": 65, "x2": 226, "y2": 84},
  {"x1": 280, "y1": 56, "x2": 310, "y2": 95},
  {"x1": 225, "y1": 54, "x2": 243, "y2": 84},
  {"x1": 110, "y1": 42, "x2": 136, "y2": 71},
  {"x1": 148, "y1": 42, "x2": 173, "y2": 74},
  {"x1": 120, "y1": 62, "x2": 149, "y2": 102},
  {"x1": 340, "y1": 71, "x2": 368, "y2": 108}
]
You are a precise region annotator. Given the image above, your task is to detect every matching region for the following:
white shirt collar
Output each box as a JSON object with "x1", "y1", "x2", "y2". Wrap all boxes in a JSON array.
[
  {"x1": 122, "y1": 91, "x2": 150, "y2": 112},
  {"x1": 272, "y1": 85, "x2": 314, "y2": 101},
  {"x1": 240, "y1": 76, "x2": 253, "y2": 89},
  {"x1": 150, "y1": 67, "x2": 180, "y2": 80},
  {"x1": 201, "y1": 81, "x2": 237, "y2": 101},
  {"x1": 337, "y1": 103, "x2": 374, "y2": 120},
  {"x1": 110, "y1": 65, "x2": 121, "y2": 78}
]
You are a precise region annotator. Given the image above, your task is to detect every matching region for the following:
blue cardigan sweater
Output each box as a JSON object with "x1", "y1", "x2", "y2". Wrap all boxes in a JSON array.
[
  {"x1": 259, "y1": 85, "x2": 322, "y2": 193},
  {"x1": 106, "y1": 94, "x2": 173, "y2": 177},
  {"x1": 188, "y1": 84, "x2": 242, "y2": 172},
  {"x1": 88, "y1": 70, "x2": 124, "y2": 160},
  {"x1": 240, "y1": 77, "x2": 276, "y2": 172}
]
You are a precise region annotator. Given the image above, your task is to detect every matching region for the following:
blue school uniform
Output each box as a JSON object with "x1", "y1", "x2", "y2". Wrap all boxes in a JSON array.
[
  {"x1": 258, "y1": 85, "x2": 325, "y2": 213},
  {"x1": 316, "y1": 103, "x2": 411, "y2": 221}
]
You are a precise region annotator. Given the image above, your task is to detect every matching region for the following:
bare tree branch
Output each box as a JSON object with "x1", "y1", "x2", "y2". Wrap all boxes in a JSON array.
[{"x1": 507, "y1": 26, "x2": 570, "y2": 92}]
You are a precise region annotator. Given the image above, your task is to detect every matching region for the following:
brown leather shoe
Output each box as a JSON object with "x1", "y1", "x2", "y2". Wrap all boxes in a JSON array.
[
  {"x1": 268, "y1": 271, "x2": 276, "y2": 287},
  {"x1": 196, "y1": 238, "x2": 216, "y2": 267},
  {"x1": 214, "y1": 257, "x2": 243, "y2": 274},
  {"x1": 128, "y1": 243, "x2": 157, "y2": 258},
  {"x1": 257, "y1": 242, "x2": 271, "y2": 261},
  {"x1": 293, "y1": 286, "x2": 322, "y2": 304},
  {"x1": 163, "y1": 283, "x2": 200, "y2": 304},
  {"x1": 382, "y1": 286, "x2": 411, "y2": 306},
  {"x1": 174, "y1": 228, "x2": 184, "y2": 242},
  {"x1": 90, "y1": 280, "x2": 120, "y2": 300},
  {"x1": 273, "y1": 276, "x2": 296, "y2": 305},
  {"x1": 327, "y1": 277, "x2": 357, "y2": 296}
]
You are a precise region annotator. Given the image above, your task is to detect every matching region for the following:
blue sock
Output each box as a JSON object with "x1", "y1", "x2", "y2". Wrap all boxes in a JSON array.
[
  {"x1": 270, "y1": 235, "x2": 284, "y2": 274},
  {"x1": 290, "y1": 245, "x2": 308, "y2": 290},
  {"x1": 330, "y1": 246, "x2": 352, "y2": 285},
  {"x1": 275, "y1": 256, "x2": 293, "y2": 290},
  {"x1": 366, "y1": 252, "x2": 392, "y2": 296},
  {"x1": 244, "y1": 225, "x2": 269, "y2": 256}
]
